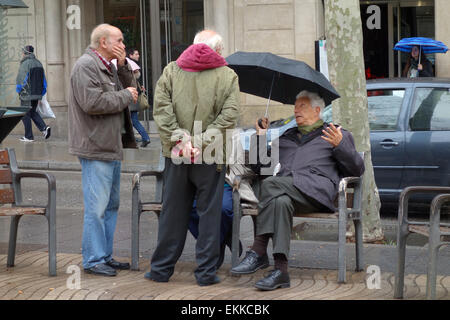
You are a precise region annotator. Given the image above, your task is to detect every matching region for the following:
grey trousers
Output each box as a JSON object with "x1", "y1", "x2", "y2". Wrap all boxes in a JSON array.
[
  {"x1": 150, "y1": 158, "x2": 225, "y2": 283},
  {"x1": 256, "y1": 176, "x2": 323, "y2": 258}
]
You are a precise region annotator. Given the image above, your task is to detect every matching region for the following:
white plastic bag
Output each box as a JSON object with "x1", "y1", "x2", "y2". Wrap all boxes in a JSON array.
[{"x1": 37, "y1": 94, "x2": 56, "y2": 119}]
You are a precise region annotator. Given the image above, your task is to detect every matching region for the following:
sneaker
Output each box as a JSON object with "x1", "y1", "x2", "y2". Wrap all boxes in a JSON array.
[
  {"x1": 20, "y1": 137, "x2": 34, "y2": 142},
  {"x1": 42, "y1": 126, "x2": 51, "y2": 140},
  {"x1": 141, "y1": 140, "x2": 150, "y2": 148}
]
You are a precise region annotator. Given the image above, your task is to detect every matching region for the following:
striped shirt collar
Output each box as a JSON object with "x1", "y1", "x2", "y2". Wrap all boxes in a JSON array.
[{"x1": 91, "y1": 48, "x2": 112, "y2": 72}]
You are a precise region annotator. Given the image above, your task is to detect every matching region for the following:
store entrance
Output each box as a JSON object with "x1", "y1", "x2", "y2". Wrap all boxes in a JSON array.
[
  {"x1": 361, "y1": 0, "x2": 435, "y2": 79},
  {"x1": 103, "y1": 0, "x2": 204, "y2": 123}
]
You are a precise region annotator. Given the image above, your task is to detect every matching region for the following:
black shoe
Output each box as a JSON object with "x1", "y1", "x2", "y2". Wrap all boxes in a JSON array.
[
  {"x1": 144, "y1": 272, "x2": 169, "y2": 283},
  {"x1": 141, "y1": 140, "x2": 150, "y2": 148},
  {"x1": 197, "y1": 275, "x2": 221, "y2": 287},
  {"x1": 84, "y1": 263, "x2": 117, "y2": 277},
  {"x1": 230, "y1": 250, "x2": 269, "y2": 275},
  {"x1": 254, "y1": 269, "x2": 290, "y2": 291},
  {"x1": 106, "y1": 259, "x2": 130, "y2": 270}
]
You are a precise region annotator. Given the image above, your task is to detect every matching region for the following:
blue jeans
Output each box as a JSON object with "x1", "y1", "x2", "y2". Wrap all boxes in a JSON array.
[
  {"x1": 130, "y1": 111, "x2": 150, "y2": 142},
  {"x1": 79, "y1": 158, "x2": 122, "y2": 269}
]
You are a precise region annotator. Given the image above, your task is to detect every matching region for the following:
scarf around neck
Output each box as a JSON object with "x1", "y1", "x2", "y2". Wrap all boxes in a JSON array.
[{"x1": 298, "y1": 120, "x2": 324, "y2": 136}]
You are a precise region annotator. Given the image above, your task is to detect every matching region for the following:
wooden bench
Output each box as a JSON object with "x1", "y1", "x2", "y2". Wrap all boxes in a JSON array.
[
  {"x1": 131, "y1": 153, "x2": 365, "y2": 282},
  {"x1": 394, "y1": 186, "x2": 450, "y2": 300},
  {"x1": 230, "y1": 162, "x2": 365, "y2": 284},
  {"x1": 0, "y1": 148, "x2": 57, "y2": 276}
]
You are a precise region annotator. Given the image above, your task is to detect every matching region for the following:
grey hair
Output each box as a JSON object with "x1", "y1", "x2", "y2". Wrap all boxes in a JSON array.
[
  {"x1": 296, "y1": 90, "x2": 326, "y2": 119},
  {"x1": 193, "y1": 30, "x2": 224, "y2": 54},
  {"x1": 90, "y1": 24, "x2": 114, "y2": 49}
]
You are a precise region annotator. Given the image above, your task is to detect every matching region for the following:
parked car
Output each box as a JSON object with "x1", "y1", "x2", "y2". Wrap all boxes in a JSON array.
[{"x1": 240, "y1": 78, "x2": 450, "y2": 212}]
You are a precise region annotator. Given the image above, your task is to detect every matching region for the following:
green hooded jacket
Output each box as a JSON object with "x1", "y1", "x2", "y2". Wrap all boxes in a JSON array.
[{"x1": 153, "y1": 44, "x2": 241, "y2": 164}]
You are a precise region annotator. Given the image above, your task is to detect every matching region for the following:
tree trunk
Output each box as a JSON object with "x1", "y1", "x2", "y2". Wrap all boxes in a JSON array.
[{"x1": 325, "y1": 0, "x2": 384, "y2": 242}]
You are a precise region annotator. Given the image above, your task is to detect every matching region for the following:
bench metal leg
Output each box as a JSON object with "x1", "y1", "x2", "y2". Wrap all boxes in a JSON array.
[
  {"x1": 47, "y1": 209, "x2": 57, "y2": 277},
  {"x1": 131, "y1": 203, "x2": 141, "y2": 271},
  {"x1": 337, "y1": 209, "x2": 347, "y2": 283},
  {"x1": 354, "y1": 218, "x2": 364, "y2": 272},
  {"x1": 426, "y1": 244, "x2": 439, "y2": 300},
  {"x1": 231, "y1": 191, "x2": 242, "y2": 270},
  {"x1": 7, "y1": 215, "x2": 22, "y2": 268},
  {"x1": 394, "y1": 227, "x2": 409, "y2": 299},
  {"x1": 426, "y1": 194, "x2": 449, "y2": 300}
]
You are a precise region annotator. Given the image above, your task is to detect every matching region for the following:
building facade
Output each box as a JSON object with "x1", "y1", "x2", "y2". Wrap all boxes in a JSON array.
[{"x1": 1, "y1": 0, "x2": 449, "y2": 138}]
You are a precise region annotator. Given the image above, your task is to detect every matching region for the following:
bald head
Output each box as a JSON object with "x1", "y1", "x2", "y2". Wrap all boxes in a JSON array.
[
  {"x1": 90, "y1": 24, "x2": 121, "y2": 50},
  {"x1": 193, "y1": 30, "x2": 224, "y2": 55},
  {"x1": 90, "y1": 24, "x2": 125, "y2": 62}
]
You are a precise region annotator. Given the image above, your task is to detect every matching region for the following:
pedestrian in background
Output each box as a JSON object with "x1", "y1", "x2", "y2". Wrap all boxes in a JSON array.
[
  {"x1": 126, "y1": 48, "x2": 151, "y2": 148},
  {"x1": 68, "y1": 23, "x2": 138, "y2": 277},
  {"x1": 15, "y1": 45, "x2": 51, "y2": 142},
  {"x1": 148, "y1": 30, "x2": 240, "y2": 287},
  {"x1": 402, "y1": 45, "x2": 434, "y2": 78}
]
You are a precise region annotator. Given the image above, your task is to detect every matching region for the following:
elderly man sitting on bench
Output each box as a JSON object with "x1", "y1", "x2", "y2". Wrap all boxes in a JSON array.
[{"x1": 230, "y1": 90, "x2": 365, "y2": 291}]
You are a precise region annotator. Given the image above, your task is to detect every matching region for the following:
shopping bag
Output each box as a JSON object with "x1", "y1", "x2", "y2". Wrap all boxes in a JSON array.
[
  {"x1": 37, "y1": 94, "x2": 56, "y2": 119},
  {"x1": 138, "y1": 92, "x2": 150, "y2": 111}
]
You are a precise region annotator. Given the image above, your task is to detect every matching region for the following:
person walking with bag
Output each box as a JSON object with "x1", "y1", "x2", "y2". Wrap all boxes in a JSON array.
[
  {"x1": 126, "y1": 50, "x2": 151, "y2": 148},
  {"x1": 15, "y1": 45, "x2": 51, "y2": 142}
]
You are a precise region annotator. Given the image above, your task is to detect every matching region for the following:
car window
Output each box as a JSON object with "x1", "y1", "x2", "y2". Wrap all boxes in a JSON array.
[
  {"x1": 322, "y1": 89, "x2": 404, "y2": 131},
  {"x1": 367, "y1": 89, "x2": 404, "y2": 131},
  {"x1": 409, "y1": 88, "x2": 450, "y2": 131}
]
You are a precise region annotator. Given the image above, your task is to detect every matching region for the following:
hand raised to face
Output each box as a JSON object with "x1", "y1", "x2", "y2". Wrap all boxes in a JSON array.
[
  {"x1": 112, "y1": 45, "x2": 126, "y2": 66},
  {"x1": 321, "y1": 123, "x2": 343, "y2": 147}
]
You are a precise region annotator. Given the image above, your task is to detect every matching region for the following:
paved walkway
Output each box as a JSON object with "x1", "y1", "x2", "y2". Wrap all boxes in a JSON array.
[
  {"x1": 1, "y1": 134, "x2": 450, "y2": 301},
  {"x1": 0, "y1": 251, "x2": 449, "y2": 300}
]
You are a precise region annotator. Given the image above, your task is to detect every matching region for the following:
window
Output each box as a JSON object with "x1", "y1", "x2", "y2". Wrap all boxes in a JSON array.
[
  {"x1": 367, "y1": 89, "x2": 404, "y2": 131},
  {"x1": 409, "y1": 88, "x2": 450, "y2": 131}
]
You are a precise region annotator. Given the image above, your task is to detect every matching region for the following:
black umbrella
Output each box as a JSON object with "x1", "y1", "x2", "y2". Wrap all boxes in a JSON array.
[
  {"x1": 0, "y1": 0, "x2": 28, "y2": 9},
  {"x1": 226, "y1": 52, "x2": 340, "y2": 117}
]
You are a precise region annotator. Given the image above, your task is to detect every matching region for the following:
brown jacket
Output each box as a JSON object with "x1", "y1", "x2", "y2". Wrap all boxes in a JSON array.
[{"x1": 68, "y1": 48, "x2": 137, "y2": 161}]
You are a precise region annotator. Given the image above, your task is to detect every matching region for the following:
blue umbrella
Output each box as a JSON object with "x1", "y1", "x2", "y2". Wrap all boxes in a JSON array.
[{"x1": 394, "y1": 37, "x2": 448, "y2": 54}]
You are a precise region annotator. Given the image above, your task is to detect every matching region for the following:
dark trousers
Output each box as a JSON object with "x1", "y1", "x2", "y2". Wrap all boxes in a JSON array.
[
  {"x1": 150, "y1": 158, "x2": 225, "y2": 283},
  {"x1": 256, "y1": 176, "x2": 323, "y2": 258},
  {"x1": 21, "y1": 100, "x2": 46, "y2": 140}
]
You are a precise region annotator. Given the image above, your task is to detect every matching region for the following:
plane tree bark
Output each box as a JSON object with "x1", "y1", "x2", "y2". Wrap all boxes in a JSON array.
[{"x1": 325, "y1": 0, "x2": 384, "y2": 242}]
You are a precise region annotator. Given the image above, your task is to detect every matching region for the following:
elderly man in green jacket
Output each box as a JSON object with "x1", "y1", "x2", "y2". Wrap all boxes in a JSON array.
[{"x1": 147, "y1": 30, "x2": 240, "y2": 287}]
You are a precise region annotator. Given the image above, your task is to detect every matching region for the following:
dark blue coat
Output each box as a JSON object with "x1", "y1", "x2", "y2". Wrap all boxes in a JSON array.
[{"x1": 251, "y1": 124, "x2": 365, "y2": 212}]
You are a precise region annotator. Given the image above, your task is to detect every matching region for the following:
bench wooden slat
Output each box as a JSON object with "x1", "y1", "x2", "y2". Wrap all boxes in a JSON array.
[
  {"x1": 0, "y1": 150, "x2": 9, "y2": 165},
  {"x1": 0, "y1": 169, "x2": 12, "y2": 184},
  {"x1": 242, "y1": 208, "x2": 339, "y2": 219},
  {"x1": 0, "y1": 189, "x2": 14, "y2": 204},
  {"x1": 142, "y1": 204, "x2": 162, "y2": 213},
  {"x1": 0, "y1": 207, "x2": 46, "y2": 216}
]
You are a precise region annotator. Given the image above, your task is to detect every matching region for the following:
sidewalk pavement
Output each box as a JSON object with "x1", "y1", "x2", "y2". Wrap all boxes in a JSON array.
[
  {"x1": 0, "y1": 134, "x2": 163, "y2": 173},
  {"x1": 0, "y1": 134, "x2": 449, "y2": 300}
]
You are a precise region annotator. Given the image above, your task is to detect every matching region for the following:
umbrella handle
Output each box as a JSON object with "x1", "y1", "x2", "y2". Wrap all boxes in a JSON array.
[
  {"x1": 264, "y1": 73, "x2": 276, "y2": 118},
  {"x1": 419, "y1": 46, "x2": 422, "y2": 66}
]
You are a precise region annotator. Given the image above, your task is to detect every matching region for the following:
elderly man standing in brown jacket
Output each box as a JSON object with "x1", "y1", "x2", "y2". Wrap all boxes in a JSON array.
[{"x1": 68, "y1": 24, "x2": 138, "y2": 277}]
